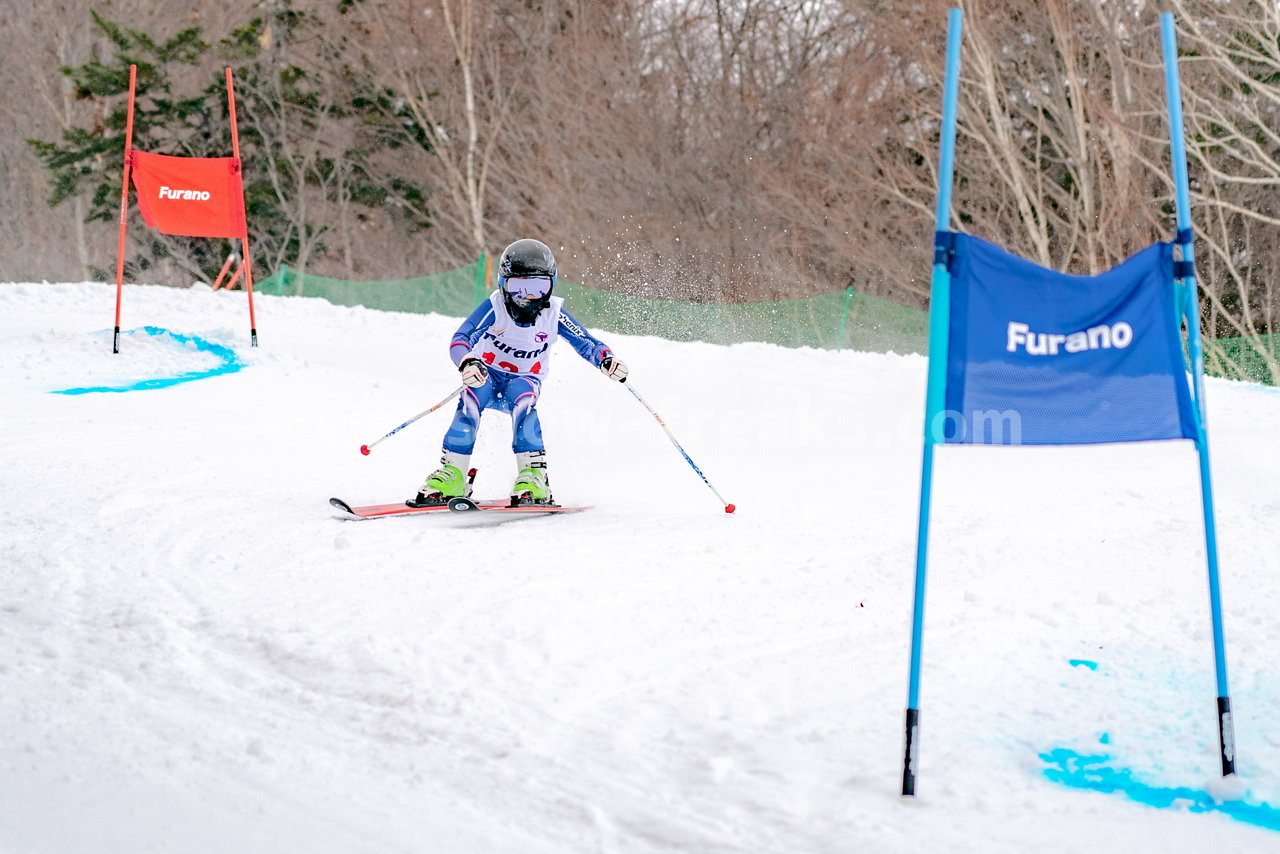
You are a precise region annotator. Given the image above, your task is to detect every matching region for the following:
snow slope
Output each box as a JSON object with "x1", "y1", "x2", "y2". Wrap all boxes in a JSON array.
[{"x1": 1, "y1": 281, "x2": 1278, "y2": 853}]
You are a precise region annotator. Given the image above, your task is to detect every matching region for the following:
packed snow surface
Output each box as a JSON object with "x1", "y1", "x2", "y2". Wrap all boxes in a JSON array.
[{"x1": 2, "y1": 281, "x2": 1279, "y2": 853}]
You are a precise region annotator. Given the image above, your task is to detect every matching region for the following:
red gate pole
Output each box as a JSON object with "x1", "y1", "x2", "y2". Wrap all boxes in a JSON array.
[
  {"x1": 226, "y1": 67, "x2": 258, "y2": 346},
  {"x1": 112, "y1": 64, "x2": 138, "y2": 354},
  {"x1": 225, "y1": 262, "x2": 245, "y2": 291},
  {"x1": 216, "y1": 259, "x2": 245, "y2": 291},
  {"x1": 210, "y1": 252, "x2": 237, "y2": 290}
]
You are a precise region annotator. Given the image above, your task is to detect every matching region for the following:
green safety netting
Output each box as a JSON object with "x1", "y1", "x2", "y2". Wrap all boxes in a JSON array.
[
  {"x1": 257, "y1": 263, "x2": 483, "y2": 319},
  {"x1": 256, "y1": 259, "x2": 931, "y2": 355},
  {"x1": 1204, "y1": 333, "x2": 1280, "y2": 387},
  {"x1": 255, "y1": 259, "x2": 1277, "y2": 385}
]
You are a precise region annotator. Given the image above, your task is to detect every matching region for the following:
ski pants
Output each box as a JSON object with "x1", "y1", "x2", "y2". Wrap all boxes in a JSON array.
[{"x1": 442, "y1": 371, "x2": 544, "y2": 455}]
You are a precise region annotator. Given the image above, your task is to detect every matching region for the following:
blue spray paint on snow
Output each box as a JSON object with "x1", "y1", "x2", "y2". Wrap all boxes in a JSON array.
[
  {"x1": 1041, "y1": 749, "x2": 1280, "y2": 832},
  {"x1": 52, "y1": 327, "x2": 244, "y2": 395},
  {"x1": 1068, "y1": 659, "x2": 1099, "y2": 670}
]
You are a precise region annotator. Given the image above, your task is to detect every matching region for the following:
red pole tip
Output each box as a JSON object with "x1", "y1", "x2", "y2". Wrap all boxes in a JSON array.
[
  {"x1": 725, "y1": 503, "x2": 736, "y2": 514},
  {"x1": 360, "y1": 445, "x2": 370, "y2": 456}
]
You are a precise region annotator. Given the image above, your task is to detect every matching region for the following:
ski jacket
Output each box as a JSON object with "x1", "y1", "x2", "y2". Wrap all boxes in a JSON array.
[{"x1": 448, "y1": 290, "x2": 613, "y2": 377}]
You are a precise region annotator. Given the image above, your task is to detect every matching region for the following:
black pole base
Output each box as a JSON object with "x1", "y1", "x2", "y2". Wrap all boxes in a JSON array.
[
  {"x1": 1218, "y1": 696, "x2": 1236, "y2": 777},
  {"x1": 902, "y1": 707, "x2": 920, "y2": 796},
  {"x1": 250, "y1": 328, "x2": 258, "y2": 348},
  {"x1": 112, "y1": 326, "x2": 120, "y2": 354}
]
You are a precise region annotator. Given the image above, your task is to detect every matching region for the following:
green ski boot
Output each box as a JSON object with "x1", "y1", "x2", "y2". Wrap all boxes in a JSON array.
[
  {"x1": 408, "y1": 451, "x2": 472, "y2": 506},
  {"x1": 510, "y1": 450, "x2": 552, "y2": 505}
]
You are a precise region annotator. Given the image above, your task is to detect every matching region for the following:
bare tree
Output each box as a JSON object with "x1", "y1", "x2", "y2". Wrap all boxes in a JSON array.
[
  {"x1": 347, "y1": 0, "x2": 514, "y2": 262},
  {"x1": 1163, "y1": 0, "x2": 1280, "y2": 382}
]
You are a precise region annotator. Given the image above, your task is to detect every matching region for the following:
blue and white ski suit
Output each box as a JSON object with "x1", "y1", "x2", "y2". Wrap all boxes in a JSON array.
[{"x1": 441, "y1": 290, "x2": 614, "y2": 454}]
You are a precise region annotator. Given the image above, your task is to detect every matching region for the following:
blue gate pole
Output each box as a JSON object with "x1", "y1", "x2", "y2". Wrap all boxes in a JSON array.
[
  {"x1": 902, "y1": 6, "x2": 963, "y2": 798},
  {"x1": 1161, "y1": 12, "x2": 1235, "y2": 777}
]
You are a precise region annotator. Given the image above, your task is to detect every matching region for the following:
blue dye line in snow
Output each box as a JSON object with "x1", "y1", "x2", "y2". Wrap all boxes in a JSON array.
[
  {"x1": 1042, "y1": 749, "x2": 1280, "y2": 832},
  {"x1": 1068, "y1": 659, "x2": 1099, "y2": 670},
  {"x1": 52, "y1": 326, "x2": 244, "y2": 395}
]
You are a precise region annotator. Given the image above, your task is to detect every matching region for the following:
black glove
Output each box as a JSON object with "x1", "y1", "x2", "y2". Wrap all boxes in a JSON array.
[{"x1": 459, "y1": 357, "x2": 489, "y2": 388}]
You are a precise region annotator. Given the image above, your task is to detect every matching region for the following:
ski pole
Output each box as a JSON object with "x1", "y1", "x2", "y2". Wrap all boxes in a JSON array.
[
  {"x1": 625, "y1": 383, "x2": 735, "y2": 513},
  {"x1": 361, "y1": 386, "x2": 463, "y2": 455}
]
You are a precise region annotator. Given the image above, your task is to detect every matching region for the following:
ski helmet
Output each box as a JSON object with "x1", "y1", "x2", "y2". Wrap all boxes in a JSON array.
[{"x1": 498, "y1": 238, "x2": 557, "y2": 325}]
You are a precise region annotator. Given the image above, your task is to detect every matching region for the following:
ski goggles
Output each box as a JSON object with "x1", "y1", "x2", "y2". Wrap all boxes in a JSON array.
[{"x1": 503, "y1": 276, "x2": 553, "y2": 300}]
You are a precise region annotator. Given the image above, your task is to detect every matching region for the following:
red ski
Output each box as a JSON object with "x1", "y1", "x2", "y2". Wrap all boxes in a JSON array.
[
  {"x1": 330, "y1": 496, "x2": 589, "y2": 520},
  {"x1": 444, "y1": 496, "x2": 590, "y2": 515},
  {"x1": 329, "y1": 497, "x2": 497, "y2": 519}
]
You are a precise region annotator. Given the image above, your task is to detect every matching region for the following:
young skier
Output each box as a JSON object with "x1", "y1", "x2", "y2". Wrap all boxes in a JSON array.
[{"x1": 409, "y1": 238, "x2": 629, "y2": 507}]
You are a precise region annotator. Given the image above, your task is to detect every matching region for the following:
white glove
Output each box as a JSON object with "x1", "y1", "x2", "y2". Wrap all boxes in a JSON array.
[
  {"x1": 600, "y1": 354, "x2": 628, "y2": 383},
  {"x1": 459, "y1": 357, "x2": 489, "y2": 388}
]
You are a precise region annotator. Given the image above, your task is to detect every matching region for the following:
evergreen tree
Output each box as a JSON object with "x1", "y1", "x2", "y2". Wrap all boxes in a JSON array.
[{"x1": 27, "y1": 6, "x2": 430, "y2": 285}]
